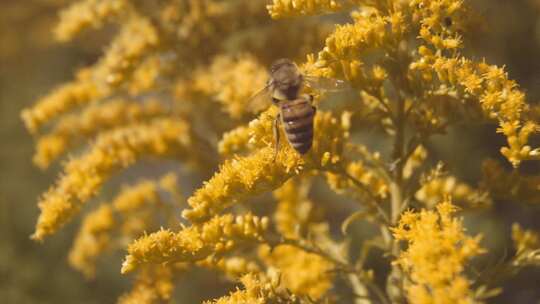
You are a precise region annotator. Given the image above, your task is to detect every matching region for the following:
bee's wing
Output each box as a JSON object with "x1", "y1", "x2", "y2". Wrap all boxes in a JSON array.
[
  {"x1": 246, "y1": 83, "x2": 273, "y2": 114},
  {"x1": 304, "y1": 75, "x2": 349, "y2": 92}
]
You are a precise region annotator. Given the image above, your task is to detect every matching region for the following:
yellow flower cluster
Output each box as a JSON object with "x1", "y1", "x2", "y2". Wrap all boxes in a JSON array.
[
  {"x1": 68, "y1": 173, "x2": 180, "y2": 277},
  {"x1": 218, "y1": 107, "x2": 278, "y2": 156},
  {"x1": 511, "y1": 224, "x2": 540, "y2": 268},
  {"x1": 392, "y1": 200, "x2": 485, "y2": 304},
  {"x1": 403, "y1": 145, "x2": 428, "y2": 179},
  {"x1": 416, "y1": 176, "x2": 492, "y2": 209},
  {"x1": 197, "y1": 256, "x2": 261, "y2": 280},
  {"x1": 218, "y1": 125, "x2": 252, "y2": 156},
  {"x1": 183, "y1": 147, "x2": 304, "y2": 223},
  {"x1": 21, "y1": 0, "x2": 540, "y2": 302},
  {"x1": 259, "y1": 244, "x2": 334, "y2": 300},
  {"x1": 127, "y1": 56, "x2": 166, "y2": 95},
  {"x1": 498, "y1": 121, "x2": 540, "y2": 167},
  {"x1": 204, "y1": 273, "x2": 285, "y2": 304},
  {"x1": 267, "y1": 0, "x2": 344, "y2": 19},
  {"x1": 481, "y1": 159, "x2": 540, "y2": 205},
  {"x1": 121, "y1": 213, "x2": 269, "y2": 273},
  {"x1": 512, "y1": 224, "x2": 540, "y2": 255},
  {"x1": 192, "y1": 54, "x2": 268, "y2": 119},
  {"x1": 68, "y1": 204, "x2": 115, "y2": 278},
  {"x1": 306, "y1": 10, "x2": 392, "y2": 87},
  {"x1": 54, "y1": 0, "x2": 130, "y2": 41},
  {"x1": 272, "y1": 178, "x2": 315, "y2": 238},
  {"x1": 32, "y1": 118, "x2": 192, "y2": 241},
  {"x1": 94, "y1": 16, "x2": 159, "y2": 88},
  {"x1": 412, "y1": 45, "x2": 539, "y2": 167},
  {"x1": 299, "y1": 0, "x2": 540, "y2": 168},
  {"x1": 325, "y1": 160, "x2": 389, "y2": 202},
  {"x1": 22, "y1": 16, "x2": 160, "y2": 136},
  {"x1": 34, "y1": 99, "x2": 167, "y2": 168},
  {"x1": 112, "y1": 174, "x2": 180, "y2": 238},
  {"x1": 117, "y1": 266, "x2": 176, "y2": 304},
  {"x1": 186, "y1": 109, "x2": 349, "y2": 223},
  {"x1": 409, "y1": 0, "x2": 472, "y2": 50},
  {"x1": 21, "y1": 69, "x2": 101, "y2": 134}
]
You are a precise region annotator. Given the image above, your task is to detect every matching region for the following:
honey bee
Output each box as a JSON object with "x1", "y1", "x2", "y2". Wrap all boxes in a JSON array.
[{"x1": 249, "y1": 58, "x2": 345, "y2": 158}]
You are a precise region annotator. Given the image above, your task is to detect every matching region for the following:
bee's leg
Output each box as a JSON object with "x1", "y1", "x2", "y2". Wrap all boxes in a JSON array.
[{"x1": 273, "y1": 113, "x2": 281, "y2": 162}]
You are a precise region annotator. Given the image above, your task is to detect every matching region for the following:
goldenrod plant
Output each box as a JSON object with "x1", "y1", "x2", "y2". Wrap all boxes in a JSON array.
[{"x1": 19, "y1": 0, "x2": 540, "y2": 302}]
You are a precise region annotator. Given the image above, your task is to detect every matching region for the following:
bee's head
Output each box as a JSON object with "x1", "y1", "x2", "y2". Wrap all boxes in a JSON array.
[{"x1": 269, "y1": 58, "x2": 303, "y2": 100}]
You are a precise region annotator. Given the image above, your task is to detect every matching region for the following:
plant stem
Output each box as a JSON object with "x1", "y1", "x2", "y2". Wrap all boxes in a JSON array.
[
  {"x1": 385, "y1": 73, "x2": 408, "y2": 303},
  {"x1": 340, "y1": 170, "x2": 391, "y2": 225},
  {"x1": 272, "y1": 237, "x2": 391, "y2": 304}
]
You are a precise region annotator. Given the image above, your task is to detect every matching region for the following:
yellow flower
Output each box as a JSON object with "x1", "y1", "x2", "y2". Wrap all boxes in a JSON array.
[
  {"x1": 307, "y1": 9, "x2": 390, "y2": 87},
  {"x1": 94, "y1": 15, "x2": 159, "y2": 88},
  {"x1": 273, "y1": 178, "x2": 316, "y2": 239},
  {"x1": 118, "y1": 266, "x2": 177, "y2": 304},
  {"x1": 218, "y1": 107, "x2": 278, "y2": 157},
  {"x1": 218, "y1": 125, "x2": 252, "y2": 156},
  {"x1": 20, "y1": 0, "x2": 540, "y2": 302},
  {"x1": 112, "y1": 173, "x2": 180, "y2": 238},
  {"x1": 183, "y1": 147, "x2": 305, "y2": 223},
  {"x1": 267, "y1": 0, "x2": 344, "y2": 19},
  {"x1": 68, "y1": 173, "x2": 180, "y2": 277},
  {"x1": 412, "y1": 50, "x2": 539, "y2": 167},
  {"x1": 33, "y1": 99, "x2": 166, "y2": 168},
  {"x1": 411, "y1": 0, "x2": 472, "y2": 50},
  {"x1": 392, "y1": 200, "x2": 485, "y2": 304},
  {"x1": 127, "y1": 56, "x2": 166, "y2": 95},
  {"x1": 197, "y1": 256, "x2": 261, "y2": 280},
  {"x1": 121, "y1": 213, "x2": 269, "y2": 273},
  {"x1": 481, "y1": 159, "x2": 540, "y2": 205},
  {"x1": 32, "y1": 118, "x2": 192, "y2": 241},
  {"x1": 325, "y1": 159, "x2": 389, "y2": 202},
  {"x1": 259, "y1": 244, "x2": 334, "y2": 300},
  {"x1": 416, "y1": 176, "x2": 492, "y2": 209},
  {"x1": 186, "y1": 109, "x2": 348, "y2": 223},
  {"x1": 54, "y1": 0, "x2": 131, "y2": 41},
  {"x1": 21, "y1": 69, "x2": 100, "y2": 134},
  {"x1": 512, "y1": 224, "x2": 540, "y2": 255},
  {"x1": 192, "y1": 54, "x2": 267, "y2": 119},
  {"x1": 68, "y1": 204, "x2": 115, "y2": 278},
  {"x1": 511, "y1": 224, "x2": 540, "y2": 268},
  {"x1": 403, "y1": 145, "x2": 428, "y2": 179},
  {"x1": 204, "y1": 273, "x2": 282, "y2": 304}
]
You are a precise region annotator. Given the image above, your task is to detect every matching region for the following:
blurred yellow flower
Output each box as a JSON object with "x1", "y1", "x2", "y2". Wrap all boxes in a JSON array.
[
  {"x1": 511, "y1": 224, "x2": 540, "y2": 268},
  {"x1": 117, "y1": 266, "x2": 177, "y2": 304},
  {"x1": 32, "y1": 118, "x2": 192, "y2": 241},
  {"x1": 68, "y1": 204, "x2": 115, "y2": 278},
  {"x1": 392, "y1": 200, "x2": 485, "y2": 304},
  {"x1": 259, "y1": 244, "x2": 333, "y2": 300}
]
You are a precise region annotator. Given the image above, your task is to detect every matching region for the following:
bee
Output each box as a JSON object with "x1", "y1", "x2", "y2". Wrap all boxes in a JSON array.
[{"x1": 249, "y1": 58, "x2": 345, "y2": 158}]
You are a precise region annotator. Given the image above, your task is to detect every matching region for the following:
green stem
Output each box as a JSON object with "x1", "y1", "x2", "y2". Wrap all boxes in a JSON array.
[
  {"x1": 273, "y1": 237, "x2": 390, "y2": 304},
  {"x1": 385, "y1": 72, "x2": 408, "y2": 303},
  {"x1": 340, "y1": 170, "x2": 391, "y2": 225}
]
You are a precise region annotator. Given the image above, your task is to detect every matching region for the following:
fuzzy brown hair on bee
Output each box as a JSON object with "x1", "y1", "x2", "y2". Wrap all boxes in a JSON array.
[{"x1": 268, "y1": 58, "x2": 304, "y2": 101}]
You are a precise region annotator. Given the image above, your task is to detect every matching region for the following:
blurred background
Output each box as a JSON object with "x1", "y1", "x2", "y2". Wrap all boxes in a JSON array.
[{"x1": 1, "y1": 0, "x2": 540, "y2": 303}]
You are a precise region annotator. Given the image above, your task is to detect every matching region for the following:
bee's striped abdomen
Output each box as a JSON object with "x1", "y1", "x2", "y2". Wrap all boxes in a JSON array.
[{"x1": 280, "y1": 98, "x2": 315, "y2": 154}]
